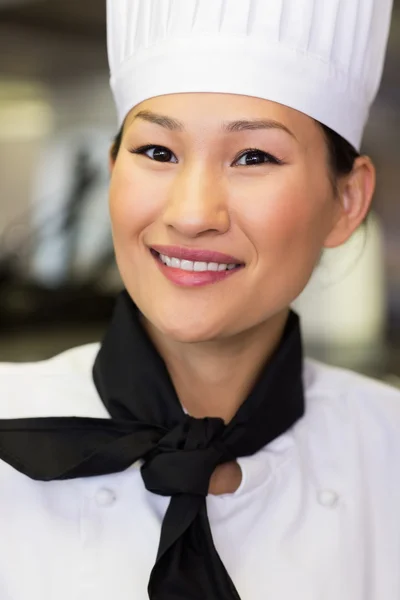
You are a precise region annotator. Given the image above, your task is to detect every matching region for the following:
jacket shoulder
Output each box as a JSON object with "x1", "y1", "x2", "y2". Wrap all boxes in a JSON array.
[
  {"x1": 303, "y1": 358, "x2": 400, "y2": 450},
  {"x1": 0, "y1": 343, "x2": 108, "y2": 419},
  {"x1": 304, "y1": 357, "x2": 400, "y2": 412},
  {"x1": 0, "y1": 342, "x2": 100, "y2": 375}
]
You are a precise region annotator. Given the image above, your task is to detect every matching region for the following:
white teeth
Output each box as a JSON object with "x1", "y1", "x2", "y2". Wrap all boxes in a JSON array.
[
  {"x1": 208, "y1": 263, "x2": 219, "y2": 272},
  {"x1": 180, "y1": 260, "x2": 194, "y2": 271},
  {"x1": 158, "y1": 254, "x2": 239, "y2": 272},
  {"x1": 193, "y1": 261, "x2": 207, "y2": 272},
  {"x1": 171, "y1": 257, "x2": 180, "y2": 268}
]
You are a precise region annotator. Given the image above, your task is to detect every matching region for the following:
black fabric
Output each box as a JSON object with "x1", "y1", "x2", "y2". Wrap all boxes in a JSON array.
[{"x1": 0, "y1": 290, "x2": 305, "y2": 600}]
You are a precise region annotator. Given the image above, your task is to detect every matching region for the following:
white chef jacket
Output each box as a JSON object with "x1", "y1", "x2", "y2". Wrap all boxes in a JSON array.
[{"x1": 0, "y1": 343, "x2": 399, "y2": 600}]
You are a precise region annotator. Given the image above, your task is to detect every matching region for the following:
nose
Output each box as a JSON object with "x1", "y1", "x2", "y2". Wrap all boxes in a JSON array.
[{"x1": 162, "y1": 163, "x2": 230, "y2": 238}]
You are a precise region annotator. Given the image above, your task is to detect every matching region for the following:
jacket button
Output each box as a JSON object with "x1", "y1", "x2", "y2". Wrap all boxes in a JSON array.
[
  {"x1": 318, "y1": 490, "x2": 339, "y2": 508},
  {"x1": 95, "y1": 488, "x2": 117, "y2": 507}
]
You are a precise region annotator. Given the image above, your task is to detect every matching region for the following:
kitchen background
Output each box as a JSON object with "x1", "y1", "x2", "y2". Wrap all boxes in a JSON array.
[{"x1": 0, "y1": 0, "x2": 399, "y2": 388}]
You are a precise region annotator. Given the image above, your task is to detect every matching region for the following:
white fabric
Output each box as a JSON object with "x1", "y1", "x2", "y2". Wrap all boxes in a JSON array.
[
  {"x1": 0, "y1": 343, "x2": 400, "y2": 599},
  {"x1": 107, "y1": 0, "x2": 393, "y2": 150}
]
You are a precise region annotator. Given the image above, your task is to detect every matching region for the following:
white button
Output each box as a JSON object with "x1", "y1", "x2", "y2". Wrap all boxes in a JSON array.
[
  {"x1": 318, "y1": 490, "x2": 339, "y2": 508},
  {"x1": 95, "y1": 488, "x2": 117, "y2": 507}
]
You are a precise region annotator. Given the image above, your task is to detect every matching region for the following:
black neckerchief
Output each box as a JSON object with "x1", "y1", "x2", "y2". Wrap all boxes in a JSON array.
[{"x1": 0, "y1": 290, "x2": 305, "y2": 600}]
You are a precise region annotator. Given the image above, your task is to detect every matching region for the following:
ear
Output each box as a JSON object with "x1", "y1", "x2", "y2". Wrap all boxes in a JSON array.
[{"x1": 323, "y1": 156, "x2": 376, "y2": 249}]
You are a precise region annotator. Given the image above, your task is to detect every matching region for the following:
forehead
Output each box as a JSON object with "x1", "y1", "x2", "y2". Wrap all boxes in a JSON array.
[{"x1": 124, "y1": 92, "x2": 321, "y2": 141}]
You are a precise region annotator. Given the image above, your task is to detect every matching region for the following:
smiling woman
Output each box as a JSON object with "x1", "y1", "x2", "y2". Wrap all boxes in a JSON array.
[
  {"x1": 0, "y1": 1, "x2": 398, "y2": 600},
  {"x1": 107, "y1": 91, "x2": 373, "y2": 351}
]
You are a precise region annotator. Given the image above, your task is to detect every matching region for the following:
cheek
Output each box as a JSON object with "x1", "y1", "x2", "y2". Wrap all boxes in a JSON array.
[
  {"x1": 231, "y1": 170, "x2": 333, "y2": 310},
  {"x1": 235, "y1": 167, "x2": 332, "y2": 263},
  {"x1": 109, "y1": 160, "x2": 166, "y2": 242}
]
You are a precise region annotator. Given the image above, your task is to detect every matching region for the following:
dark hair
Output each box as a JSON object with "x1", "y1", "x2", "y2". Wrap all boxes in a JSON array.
[
  {"x1": 110, "y1": 126, "x2": 124, "y2": 163},
  {"x1": 110, "y1": 121, "x2": 359, "y2": 184},
  {"x1": 319, "y1": 123, "x2": 360, "y2": 190}
]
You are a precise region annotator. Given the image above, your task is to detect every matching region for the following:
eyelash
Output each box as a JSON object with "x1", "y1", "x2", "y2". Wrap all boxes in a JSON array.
[{"x1": 128, "y1": 144, "x2": 283, "y2": 167}]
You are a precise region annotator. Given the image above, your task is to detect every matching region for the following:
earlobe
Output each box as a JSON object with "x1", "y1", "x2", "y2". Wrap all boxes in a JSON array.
[{"x1": 323, "y1": 156, "x2": 376, "y2": 249}]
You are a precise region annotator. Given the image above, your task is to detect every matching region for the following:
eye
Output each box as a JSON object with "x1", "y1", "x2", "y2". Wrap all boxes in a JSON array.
[
  {"x1": 234, "y1": 149, "x2": 282, "y2": 167},
  {"x1": 129, "y1": 145, "x2": 178, "y2": 163}
]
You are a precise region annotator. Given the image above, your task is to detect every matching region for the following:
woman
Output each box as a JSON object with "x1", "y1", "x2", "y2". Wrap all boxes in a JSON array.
[{"x1": 0, "y1": 1, "x2": 398, "y2": 599}]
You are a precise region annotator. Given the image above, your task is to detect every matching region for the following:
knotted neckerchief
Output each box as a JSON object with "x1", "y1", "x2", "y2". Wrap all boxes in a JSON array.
[{"x1": 0, "y1": 290, "x2": 305, "y2": 600}]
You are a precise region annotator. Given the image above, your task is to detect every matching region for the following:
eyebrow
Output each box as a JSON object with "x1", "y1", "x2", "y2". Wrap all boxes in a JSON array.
[{"x1": 132, "y1": 110, "x2": 297, "y2": 140}]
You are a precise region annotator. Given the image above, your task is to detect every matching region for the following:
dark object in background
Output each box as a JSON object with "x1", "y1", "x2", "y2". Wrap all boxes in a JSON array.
[
  {"x1": 0, "y1": 144, "x2": 117, "y2": 333},
  {"x1": 0, "y1": 277, "x2": 116, "y2": 333}
]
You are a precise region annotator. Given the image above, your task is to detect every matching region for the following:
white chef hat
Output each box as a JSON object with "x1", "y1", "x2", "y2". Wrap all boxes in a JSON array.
[{"x1": 107, "y1": 0, "x2": 393, "y2": 151}]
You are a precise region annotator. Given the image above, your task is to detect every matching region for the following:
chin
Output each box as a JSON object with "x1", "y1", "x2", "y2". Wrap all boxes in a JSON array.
[
  {"x1": 138, "y1": 297, "x2": 231, "y2": 344},
  {"x1": 155, "y1": 310, "x2": 227, "y2": 343}
]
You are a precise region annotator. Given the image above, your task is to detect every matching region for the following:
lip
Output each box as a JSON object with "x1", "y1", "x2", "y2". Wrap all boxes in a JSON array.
[
  {"x1": 150, "y1": 245, "x2": 244, "y2": 265},
  {"x1": 151, "y1": 251, "x2": 243, "y2": 288}
]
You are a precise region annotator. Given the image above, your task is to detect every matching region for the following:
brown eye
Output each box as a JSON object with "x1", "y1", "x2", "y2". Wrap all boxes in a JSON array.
[
  {"x1": 130, "y1": 145, "x2": 178, "y2": 163},
  {"x1": 234, "y1": 149, "x2": 282, "y2": 166},
  {"x1": 149, "y1": 147, "x2": 175, "y2": 162}
]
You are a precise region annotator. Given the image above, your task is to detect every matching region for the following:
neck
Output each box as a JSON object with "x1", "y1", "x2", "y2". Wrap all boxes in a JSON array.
[{"x1": 142, "y1": 309, "x2": 290, "y2": 424}]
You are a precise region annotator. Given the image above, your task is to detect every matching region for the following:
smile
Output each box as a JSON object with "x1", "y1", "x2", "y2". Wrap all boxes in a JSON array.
[
  {"x1": 158, "y1": 254, "x2": 238, "y2": 272},
  {"x1": 149, "y1": 246, "x2": 244, "y2": 288}
]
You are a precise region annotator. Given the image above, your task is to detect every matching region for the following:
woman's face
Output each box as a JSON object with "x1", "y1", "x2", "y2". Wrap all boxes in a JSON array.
[{"x1": 109, "y1": 93, "x2": 346, "y2": 342}]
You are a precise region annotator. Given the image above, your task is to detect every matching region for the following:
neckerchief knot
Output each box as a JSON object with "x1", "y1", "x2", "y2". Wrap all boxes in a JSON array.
[{"x1": 142, "y1": 415, "x2": 227, "y2": 496}]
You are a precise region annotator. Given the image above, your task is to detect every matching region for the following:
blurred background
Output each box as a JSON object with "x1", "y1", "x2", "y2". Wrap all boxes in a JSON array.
[{"x1": 0, "y1": 0, "x2": 399, "y2": 388}]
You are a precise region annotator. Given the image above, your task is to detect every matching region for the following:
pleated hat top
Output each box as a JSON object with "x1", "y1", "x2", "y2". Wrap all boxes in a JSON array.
[{"x1": 107, "y1": 0, "x2": 393, "y2": 151}]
